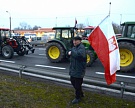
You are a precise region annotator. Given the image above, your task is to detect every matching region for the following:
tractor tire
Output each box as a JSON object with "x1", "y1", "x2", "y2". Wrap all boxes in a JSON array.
[
  {"x1": 119, "y1": 42, "x2": 135, "y2": 72},
  {"x1": 17, "y1": 51, "x2": 25, "y2": 56},
  {"x1": 2, "y1": 45, "x2": 14, "y2": 59},
  {"x1": 86, "y1": 50, "x2": 95, "y2": 67},
  {"x1": 46, "y1": 42, "x2": 65, "y2": 62}
]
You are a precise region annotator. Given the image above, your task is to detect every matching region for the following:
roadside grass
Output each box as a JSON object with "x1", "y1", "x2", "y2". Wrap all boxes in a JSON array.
[{"x1": 0, "y1": 73, "x2": 135, "y2": 108}]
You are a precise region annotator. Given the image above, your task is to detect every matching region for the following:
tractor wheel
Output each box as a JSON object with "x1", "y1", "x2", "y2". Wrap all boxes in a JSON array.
[
  {"x1": 2, "y1": 45, "x2": 14, "y2": 59},
  {"x1": 119, "y1": 42, "x2": 135, "y2": 72},
  {"x1": 17, "y1": 51, "x2": 25, "y2": 56},
  {"x1": 46, "y1": 42, "x2": 65, "y2": 62},
  {"x1": 86, "y1": 50, "x2": 95, "y2": 67}
]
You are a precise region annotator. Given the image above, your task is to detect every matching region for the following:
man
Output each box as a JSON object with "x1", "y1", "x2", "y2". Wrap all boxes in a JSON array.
[{"x1": 68, "y1": 36, "x2": 86, "y2": 104}]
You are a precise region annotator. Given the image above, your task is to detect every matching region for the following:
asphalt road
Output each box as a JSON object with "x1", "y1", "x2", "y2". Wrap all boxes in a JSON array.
[{"x1": 0, "y1": 46, "x2": 135, "y2": 86}]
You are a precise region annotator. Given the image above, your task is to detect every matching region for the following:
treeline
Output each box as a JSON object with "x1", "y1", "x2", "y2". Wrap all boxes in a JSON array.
[
  {"x1": 14, "y1": 21, "x2": 121, "y2": 34},
  {"x1": 14, "y1": 22, "x2": 41, "y2": 30}
]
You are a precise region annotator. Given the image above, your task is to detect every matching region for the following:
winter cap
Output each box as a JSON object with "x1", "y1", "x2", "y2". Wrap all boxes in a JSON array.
[{"x1": 72, "y1": 36, "x2": 82, "y2": 40}]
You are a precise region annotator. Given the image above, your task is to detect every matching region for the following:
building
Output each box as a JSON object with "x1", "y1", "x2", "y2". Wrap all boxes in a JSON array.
[{"x1": 13, "y1": 28, "x2": 54, "y2": 36}]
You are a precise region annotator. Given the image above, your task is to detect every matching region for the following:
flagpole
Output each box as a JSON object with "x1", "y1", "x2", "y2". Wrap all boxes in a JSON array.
[
  {"x1": 96, "y1": 2, "x2": 112, "y2": 26},
  {"x1": 88, "y1": 15, "x2": 109, "y2": 36},
  {"x1": 109, "y1": 2, "x2": 111, "y2": 16},
  {"x1": 88, "y1": 2, "x2": 111, "y2": 35},
  {"x1": 98, "y1": 15, "x2": 109, "y2": 26}
]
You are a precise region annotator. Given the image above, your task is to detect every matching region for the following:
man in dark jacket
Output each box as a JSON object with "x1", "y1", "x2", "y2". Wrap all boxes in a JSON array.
[{"x1": 68, "y1": 36, "x2": 86, "y2": 104}]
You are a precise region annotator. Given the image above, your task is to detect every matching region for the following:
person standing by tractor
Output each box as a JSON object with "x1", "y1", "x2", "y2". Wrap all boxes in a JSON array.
[{"x1": 68, "y1": 36, "x2": 87, "y2": 104}]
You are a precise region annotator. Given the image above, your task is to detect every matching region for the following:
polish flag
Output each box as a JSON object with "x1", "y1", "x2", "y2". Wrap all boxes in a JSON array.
[{"x1": 88, "y1": 16, "x2": 120, "y2": 85}]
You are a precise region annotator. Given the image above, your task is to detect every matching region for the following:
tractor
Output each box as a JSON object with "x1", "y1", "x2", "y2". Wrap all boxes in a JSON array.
[
  {"x1": 82, "y1": 26, "x2": 95, "y2": 39},
  {"x1": 45, "y1": 27, "x2": 96, "y2": 66},
  {"x1": 81, "y1": 22, "x2": 135, "y2": 72},
  {"x1": 117, "y1": 22, "x2": 135, "y2": 72},
  {"x1": 0, "y1": 28, "x2": 34, "y2": 59}
]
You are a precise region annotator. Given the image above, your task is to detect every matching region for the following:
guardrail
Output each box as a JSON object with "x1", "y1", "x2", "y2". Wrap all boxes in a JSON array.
[{"x1": 0, "y1": 62, "x2": 135, "y2": 99}]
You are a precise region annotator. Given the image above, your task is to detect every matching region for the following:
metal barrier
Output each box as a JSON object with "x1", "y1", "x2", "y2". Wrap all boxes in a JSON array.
[{"x1": 0, "y1": 62, "x2": 135, "y2": 99}]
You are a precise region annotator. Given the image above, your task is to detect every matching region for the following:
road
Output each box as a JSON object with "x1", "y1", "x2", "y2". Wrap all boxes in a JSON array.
[{"x1": 0, "y1": 46, "x2": 135, "y2": 85}]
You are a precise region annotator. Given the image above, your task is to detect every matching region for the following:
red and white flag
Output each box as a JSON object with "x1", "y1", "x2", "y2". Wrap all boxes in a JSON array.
[{"x1": 88, "y1": 16, "x2": 120, "y2": 85}]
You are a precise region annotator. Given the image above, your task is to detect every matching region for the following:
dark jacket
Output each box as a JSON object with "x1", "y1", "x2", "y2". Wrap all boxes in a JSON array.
[{"x1": 69, "y1": 43, "x2": 86, "y2": 78}]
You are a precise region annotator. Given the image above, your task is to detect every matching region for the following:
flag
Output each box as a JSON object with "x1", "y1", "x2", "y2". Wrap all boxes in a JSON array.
[
  {"x1": 74, "y1": 18, "x2": 77, "y2": 27},
  {"x1": 88, "y1": 16, "x2": 120, "y2": 85}
]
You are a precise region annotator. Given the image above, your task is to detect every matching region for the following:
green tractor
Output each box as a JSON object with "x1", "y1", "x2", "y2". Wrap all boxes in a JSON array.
[
  {"x1": 45, "y1": 27, "x2": 96, "y2": 66},
  {"x1": 117, "y1": 22, "x2": 135, "y2": 72}
]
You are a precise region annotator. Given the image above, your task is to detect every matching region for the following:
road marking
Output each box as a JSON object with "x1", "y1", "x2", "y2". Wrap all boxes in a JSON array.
[
  {"x1": 0, "y1": 60, "x2": 15, "y2": 63},
  {"x1": 38, "y1": 48, "x2": 45, "y2": 50},
  {"x1": 35, "y1": 64, "x2": 66, "y2": 70},
  {"x1": 39, "y1": 54, "x2": 46, "y2": 56},
  {"x1": 96, "y1": 72, "x2": 135, "y2": 79}
]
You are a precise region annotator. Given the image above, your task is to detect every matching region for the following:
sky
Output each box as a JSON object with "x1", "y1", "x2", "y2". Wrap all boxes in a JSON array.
[{"x1": 0, "y1": 0, "x2": 135, "y2": 29}]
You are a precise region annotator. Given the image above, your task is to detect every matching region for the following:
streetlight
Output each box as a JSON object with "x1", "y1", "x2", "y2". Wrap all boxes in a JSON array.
[{"x1": 6, "y1": 11, "x2": 11, "y2": 37}]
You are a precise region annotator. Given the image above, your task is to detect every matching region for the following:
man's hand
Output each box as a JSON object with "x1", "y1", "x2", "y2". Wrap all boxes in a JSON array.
[{"x1": 68, "y1": 51, "x2": 71, "y2": 55}]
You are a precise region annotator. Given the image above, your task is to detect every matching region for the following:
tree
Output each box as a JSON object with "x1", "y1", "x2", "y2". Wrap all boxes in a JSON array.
[
  {"x1": 33, "y1": 25, "x2": 41, "y2": 30},
  {"x1": 77, "y1": 23, "x2": 85, "y2": 35},
  {"x1": 19, "y1": 22, "x2": 28, "y2": 30},
  {"x1": 13, "y1": 22, "x2": 41, "y2": 30},
  {"x1": 27, "y1": 25, "x2": 32, "y2": 30},
  {"x1": 77, "y1": 23, "x2": 85, "y2": 29},
  {"x1": 112, "y1": 22, "x2": 122, "y2": 34}
]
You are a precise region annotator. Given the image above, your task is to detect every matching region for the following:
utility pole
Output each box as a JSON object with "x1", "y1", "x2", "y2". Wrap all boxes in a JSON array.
[
  {"x1": 55, "y1": 17, "x2": 57, "y2": 27},
  {"x1": 6, "y1": 11, "x2": 11, "y2": 37},
  {"x1": 120, "y1": 14, "x2": 122, "y2": 25}
]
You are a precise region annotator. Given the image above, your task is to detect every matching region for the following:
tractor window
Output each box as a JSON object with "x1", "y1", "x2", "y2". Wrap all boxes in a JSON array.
[
  {"x1": 131, "y1": 26, "x2": 135, "y2": 38},
  {"x1": 55, "y1": 29, "x2": 61, "y2": 39},
  {"x1": 0, "y1": 31, "x2": 4, "y2": 36},
  {"x1": 5, "y1": 31, "x2": 10, "y2": 37},
  {"x1": 0, "y1": 30, "x2": 10, "y2": 37},
  {"x1": 121, "y1": 25, "x2": 125, "y2": 37},
  {"x1": 125, "y1": 25, "x2": 135, "y2": 38},
  {"x1": 83, "y1": 29, "x2": 93, "y2": 37},
  {"x1": 127, "y1": 25, "x2": 132, "y2": 37},
  {"x1": 62, "y1": 30, "x2": 71, "y2": 38}
]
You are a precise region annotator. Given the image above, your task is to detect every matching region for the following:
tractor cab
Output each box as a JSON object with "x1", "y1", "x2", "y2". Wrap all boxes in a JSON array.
[
  {"x1": 52, "y1": 27, "x2": 78, "y2": 50},
  {"x1": 53, "y1": 27, "x2": 78, "y2": 39},
  {"x1": 120, "y1": 22, "x2": 135, "y2": 38},
  {"x1": 82, "y1": 26, "x2": 95, "y2": 40},
  {"x1": 0, "y1": 28, "x2": 10, "y2": 41}
]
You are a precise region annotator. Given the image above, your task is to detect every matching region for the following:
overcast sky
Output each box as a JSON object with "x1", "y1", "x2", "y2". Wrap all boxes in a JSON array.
[{"x1": 0, "y1": 0, "x2": 135, "y2": 29}]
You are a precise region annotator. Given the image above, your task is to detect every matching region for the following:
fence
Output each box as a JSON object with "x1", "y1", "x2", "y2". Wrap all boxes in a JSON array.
[{"x1": 0, "y1": 62, "x2": 135, "y2": 99}]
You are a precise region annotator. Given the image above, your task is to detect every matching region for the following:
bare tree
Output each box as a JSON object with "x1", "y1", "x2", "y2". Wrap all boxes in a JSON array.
[
  {"x1": 33, "y1": 25, "x2": 41, "y2": 30},
  {"x1": 27, "y1": 25, "x2": 32, "y2": 30},
  {"x1": 77, "y1": 23, "x2": 85, "y2": 35},
  {"x1": 112, "y1": 22, "x2": 122, "y2": 34},
  {"x1": 19, "y1": 22, "x2": 28, "y2": 30}
]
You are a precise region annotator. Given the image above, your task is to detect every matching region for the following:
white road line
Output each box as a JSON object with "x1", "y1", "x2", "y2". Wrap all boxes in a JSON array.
[
  {"x1": 35, "y1": 64, "x2": 66, "y2": 70},
  {"x1": 0, "y1": 60, "x2": 15, "y2": 63},
  {"x1": 39, "y1": 54, "x2": 46, "y2": 56},
  {"x1": 96, "y1": 72, "x2": 135, "y2": 79},
  {"x1": 38, "y1": 48, "x2": 45, "y2": 50}
]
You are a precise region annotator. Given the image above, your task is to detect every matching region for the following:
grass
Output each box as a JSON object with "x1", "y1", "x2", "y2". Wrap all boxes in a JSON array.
[{"x1": 0, "y1": 72, "x2": 135, "y2": 108}]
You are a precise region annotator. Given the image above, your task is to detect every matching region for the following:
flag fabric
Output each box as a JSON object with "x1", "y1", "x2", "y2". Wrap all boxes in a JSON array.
[
  {"x1": 88, "y1": 16, "x2": 120, "y2": 85},
  {"x1": 74, "y1": 18, "x2": 77, "y2": 27}
]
